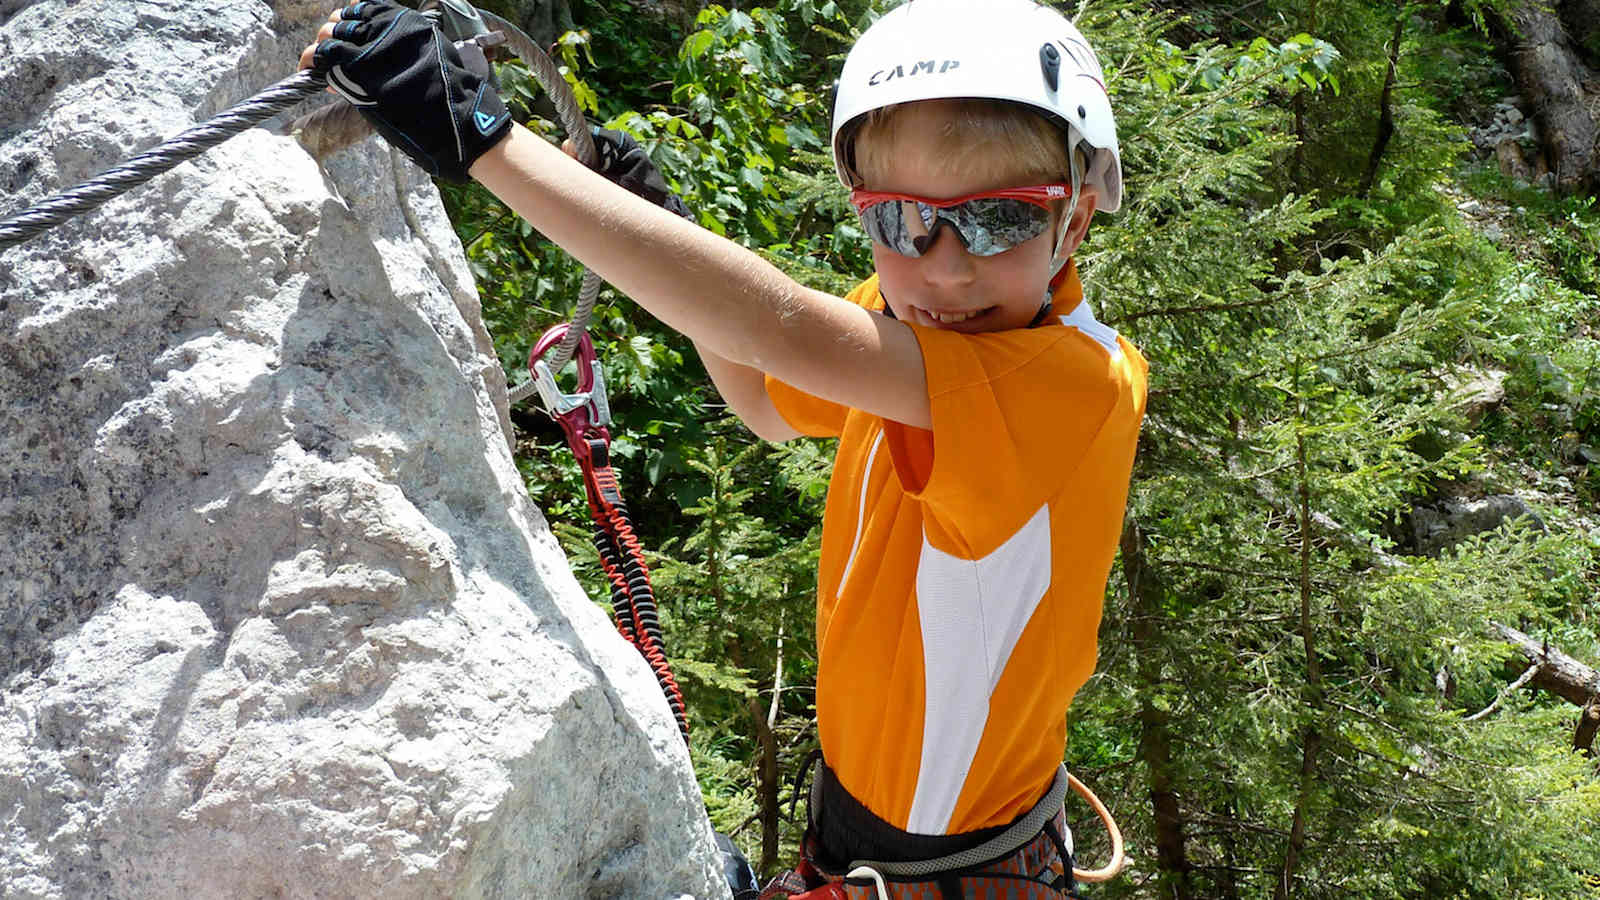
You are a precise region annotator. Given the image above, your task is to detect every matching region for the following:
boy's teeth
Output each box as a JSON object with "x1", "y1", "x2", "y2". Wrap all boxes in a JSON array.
[{"x1": 926, "y1": 308, "x2": 976, "y2": 324}]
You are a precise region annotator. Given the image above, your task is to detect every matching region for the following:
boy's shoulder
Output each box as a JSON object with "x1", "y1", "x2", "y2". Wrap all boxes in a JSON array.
[{"x1": 842, "y1": 273, "x2": 887, "y2": 312}]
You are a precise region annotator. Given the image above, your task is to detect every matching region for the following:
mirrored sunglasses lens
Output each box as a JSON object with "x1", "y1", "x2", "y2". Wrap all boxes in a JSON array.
[
  {"x1": 858, "y1": 197, "x2": 1051, "y2": 258},
  {"x1": 860, "y1": 202, "x2": 924, "y2": 256},
  {"x1": 955, "y1": 198, "x2": 1051, "y2": 256}
]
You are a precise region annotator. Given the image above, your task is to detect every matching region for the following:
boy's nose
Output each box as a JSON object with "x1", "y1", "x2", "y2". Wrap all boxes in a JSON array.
[{"x1": 916, "y1": 224, "x2": 977, "y2": 284}]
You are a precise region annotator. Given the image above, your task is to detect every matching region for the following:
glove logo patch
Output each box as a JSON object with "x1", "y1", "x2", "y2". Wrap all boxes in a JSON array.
[{"x1": 474, "y1": 110, "x2": 499, "y2": 133}]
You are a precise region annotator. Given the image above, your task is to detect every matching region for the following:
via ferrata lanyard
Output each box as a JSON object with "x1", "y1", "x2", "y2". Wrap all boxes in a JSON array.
[{"x1": 530, "y1": 324, "x2": 690, "y2": 744}]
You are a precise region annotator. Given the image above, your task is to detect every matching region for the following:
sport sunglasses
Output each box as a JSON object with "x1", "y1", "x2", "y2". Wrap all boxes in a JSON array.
[{"x1": 849, "y1": 184, "x2": 1071, "y2": 258}]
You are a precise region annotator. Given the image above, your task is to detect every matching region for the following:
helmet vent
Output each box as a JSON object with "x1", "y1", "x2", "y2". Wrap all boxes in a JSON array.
[
  {"x1": 1077, "y1": 105, "x2": 1087, "y2": 118},
  {"x1": 1039, "y1": 43, "x2": 1060, "y2": 91}
]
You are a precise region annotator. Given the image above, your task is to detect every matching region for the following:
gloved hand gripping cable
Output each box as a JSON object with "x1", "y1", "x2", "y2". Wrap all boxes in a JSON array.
[{"x1": 0, "y1": 0, "x2": 599, "y2": 380}]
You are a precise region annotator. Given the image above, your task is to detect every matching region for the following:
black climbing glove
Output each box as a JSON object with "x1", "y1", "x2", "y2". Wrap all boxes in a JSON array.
[
  {"x1": 589, "y1": 128, "x2": 693, "y2": 220},
  {"x1": 313, "y1": 1, "x2": 512, "y2": 182}
]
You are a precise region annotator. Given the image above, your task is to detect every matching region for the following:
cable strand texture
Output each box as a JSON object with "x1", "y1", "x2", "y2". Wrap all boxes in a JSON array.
[{"x1": 0, "y1": 71, "x2": 327, "y2": 252}]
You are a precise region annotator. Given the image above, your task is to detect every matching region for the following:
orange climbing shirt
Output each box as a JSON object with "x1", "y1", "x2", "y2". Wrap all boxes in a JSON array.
[{"x1": 764, "y1": 263, "x2": 1147, "y2": 835}]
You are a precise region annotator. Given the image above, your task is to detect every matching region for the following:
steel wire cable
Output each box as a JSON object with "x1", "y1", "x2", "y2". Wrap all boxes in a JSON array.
[
  {"x1": 478, "y1": 6, "x2": 601, "y2": 388},
  {"x1": 0, "y1": 6, "x2": 602, "y2": 391},
  {"x1": 0, "y1": 71, "x2": 328, "y2": 252}
]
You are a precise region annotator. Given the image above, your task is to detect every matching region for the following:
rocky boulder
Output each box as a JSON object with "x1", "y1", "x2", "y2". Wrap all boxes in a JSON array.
[
  {"x1": 0, "y1": 1, "x2": 724, "y2": 897},
  {"x1": 1410, "y1": 494, "x2": 1547, "y2": 557}
]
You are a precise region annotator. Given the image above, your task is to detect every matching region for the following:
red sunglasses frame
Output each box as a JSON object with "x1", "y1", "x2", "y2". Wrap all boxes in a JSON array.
[{"x1": 848, "y1": 183, "x2": 1073, "y2": 213}]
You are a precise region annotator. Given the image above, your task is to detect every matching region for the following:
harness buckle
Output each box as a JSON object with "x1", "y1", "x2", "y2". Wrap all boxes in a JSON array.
[{"x1": 529, "y1": 324, "x2": 611, "y2": 455}]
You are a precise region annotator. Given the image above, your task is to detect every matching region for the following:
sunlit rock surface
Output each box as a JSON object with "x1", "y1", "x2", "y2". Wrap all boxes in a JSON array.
[{"x1": 0, "y1": 2, "x2": 723, "y2": 897}]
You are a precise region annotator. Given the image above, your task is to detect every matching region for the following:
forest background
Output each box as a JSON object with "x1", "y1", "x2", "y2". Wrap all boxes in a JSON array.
[{"x1": 438, "y1": 0, "x2": 1600, "y2": 896}]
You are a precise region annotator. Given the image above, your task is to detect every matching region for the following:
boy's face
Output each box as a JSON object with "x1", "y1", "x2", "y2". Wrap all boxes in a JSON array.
[{"x1": 860, "y1": 103, "x2": 1095, "y2": 333}]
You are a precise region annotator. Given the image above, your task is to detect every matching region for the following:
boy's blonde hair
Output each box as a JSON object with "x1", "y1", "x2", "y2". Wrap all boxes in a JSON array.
[{"x1": 847, "y1": 99, "x2": 1083, "y2": 190}]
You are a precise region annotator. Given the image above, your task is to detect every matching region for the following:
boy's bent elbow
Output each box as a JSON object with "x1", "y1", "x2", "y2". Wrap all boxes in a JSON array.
[{"x1": 744, "y1": 413, "x2": 802, "y2": 443}]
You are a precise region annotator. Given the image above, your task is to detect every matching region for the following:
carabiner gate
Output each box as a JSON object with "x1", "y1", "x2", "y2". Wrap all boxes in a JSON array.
[{"x1": 529, "y1": 324, "x2": 611, "y2": 450}]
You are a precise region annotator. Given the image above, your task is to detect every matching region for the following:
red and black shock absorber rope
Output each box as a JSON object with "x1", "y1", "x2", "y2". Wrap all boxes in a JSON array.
[
  {"x1": 530, "y1": 324, "x2": 689, "y2": 744},
  {"x1": 580, "y1": 435, "x2": 690, "y2": 741}
]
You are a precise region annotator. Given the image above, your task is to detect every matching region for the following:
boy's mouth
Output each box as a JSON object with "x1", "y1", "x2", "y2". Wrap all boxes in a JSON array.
[{"x1": 913, "y1": 305, "x2": 994, "y2": 326}]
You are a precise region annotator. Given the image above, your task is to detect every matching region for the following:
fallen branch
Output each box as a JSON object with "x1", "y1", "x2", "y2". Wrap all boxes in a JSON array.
[
  {"x1": 1464, "y1": 663, "x2": 1542, "y2": 721},
  {"x1": 1489, "y1": 622, "x2": 1600, "y2": 755},
  {"x1": 1491, "y1": 622, "x2": 1600, "y2": 707}
]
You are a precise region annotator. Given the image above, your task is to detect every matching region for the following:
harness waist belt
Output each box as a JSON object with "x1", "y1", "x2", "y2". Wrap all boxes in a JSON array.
[{"x1": 813, "y1": 763, "x2": 1072, "y2": 877}]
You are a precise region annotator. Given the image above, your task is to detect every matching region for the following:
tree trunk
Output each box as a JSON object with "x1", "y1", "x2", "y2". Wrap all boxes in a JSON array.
[
  {"x1": 749, "y1": 693, "x2": 781, "y2": 875},
  {"x1": 1491, "y1": 622, "x2": 1600, "y2": 755},
  {"x1": 1487, "y1": 0, "x2": 1600, "y2": 194},
  {"x1": 1122, "y1": 518, "x2": 1196, "y2": 900},
  {"x1": 498, "y1": 0, "x2": 576, "y2": 46},
  {"x1": 1276, "y1": 384, "x2": 1325, "y2": 900},
  {"x1": 1576, "y1": 697, "x2": 1600, "y2": 758},
  {"x1": 1359, "y1": 10, "x2": 1406, "y2": 198}
]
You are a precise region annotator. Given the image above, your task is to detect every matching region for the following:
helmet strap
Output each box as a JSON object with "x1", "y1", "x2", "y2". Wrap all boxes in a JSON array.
[
  {"x1": 1049, "y1": 140, "x2": 1083, "y2": 281},
  {"x1": 1029, "y1": 296, "x2": 1053, "y2": 327}
]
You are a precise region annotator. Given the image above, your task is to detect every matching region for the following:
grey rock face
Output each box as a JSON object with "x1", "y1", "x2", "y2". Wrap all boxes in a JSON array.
[
  {"x1": 1441, "y1": 367, "x2": 1508, "y2": 426},
  {"x1": 1411, "y1": 495, "x2": 1546, "y2": 557},
  {"x1": 0, "y1": 2, "x2": 724, "y2": 898}
]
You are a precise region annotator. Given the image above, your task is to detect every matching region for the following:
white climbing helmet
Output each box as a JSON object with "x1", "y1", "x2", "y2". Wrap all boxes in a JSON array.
[{"x1": 831, "y1": 0, "x2": 1123, "y2": 213}]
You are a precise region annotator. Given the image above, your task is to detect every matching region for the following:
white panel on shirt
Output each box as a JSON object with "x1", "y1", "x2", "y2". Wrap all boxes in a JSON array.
[
  {"x1": 837, "y1": 429, "x2": 886, "y2": 597},
  {"x1": 1059, "y1": 298, "x2": 1123, "y2": 361},
  {"x1": 907, "y1": 503, "x2": 1052, "y2": 834}
]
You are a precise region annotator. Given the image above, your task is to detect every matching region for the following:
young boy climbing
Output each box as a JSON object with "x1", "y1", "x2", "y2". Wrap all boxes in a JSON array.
[{"x1": 301, "y1": 0, "x2": 1146, "y2": 896}]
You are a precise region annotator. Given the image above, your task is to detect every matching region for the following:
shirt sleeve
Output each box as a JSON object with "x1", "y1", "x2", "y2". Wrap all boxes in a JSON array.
[
  {"x1": 880, "y1": 320, "x2": 1148, "y2": 557},
  {"x1": 764, "y1": 374, "x2": 850, "y2": 438},
  {"x1": 761, "y1": 275, "x2": 887, "y2": 439}
]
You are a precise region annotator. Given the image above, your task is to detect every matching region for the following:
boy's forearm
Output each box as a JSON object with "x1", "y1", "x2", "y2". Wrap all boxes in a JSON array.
[
  {"x1": 694, "y1": 342, "x2": 800, "y2": 442},
  {"x1": 468, "y1": 125, "x2": 931, "y2": 429},
  {"x1": 472, "y1": 126, "x2": 813, "y2": 369}
]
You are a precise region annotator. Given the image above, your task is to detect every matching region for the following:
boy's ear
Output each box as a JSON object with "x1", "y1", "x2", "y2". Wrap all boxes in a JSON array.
[{"x1": 1056, "y1": 189, "x2": 1099, "y2": 259}]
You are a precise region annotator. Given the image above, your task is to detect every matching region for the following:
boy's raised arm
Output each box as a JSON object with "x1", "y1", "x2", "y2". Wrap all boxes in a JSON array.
[
  {"x1": 692, "y1": 342, "x2": 802, "y2": 443},
  {"x1": 301, "y1": 7, "x2": 933, "y2": 429},
  {"x1": 469, "y1": 125, "x2": 933, "y2": 430}
]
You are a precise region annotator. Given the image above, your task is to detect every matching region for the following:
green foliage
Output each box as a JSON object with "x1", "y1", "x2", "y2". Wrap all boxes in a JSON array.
[
  {"x1": 1069, "y1": 3, "x2": 1599, "y2": 896},
  {"x1": 437, "y1": 0, "x2": 1600, "y2": 893}
]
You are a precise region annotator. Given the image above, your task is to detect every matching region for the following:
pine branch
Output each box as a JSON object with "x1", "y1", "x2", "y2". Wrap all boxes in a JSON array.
[
  {"x1": 1105, "y1": 294, "x2": 1282, "y2": 325},
  {"x1": 1464, "y1": 664, "x2": 1543, "y2": 721}
]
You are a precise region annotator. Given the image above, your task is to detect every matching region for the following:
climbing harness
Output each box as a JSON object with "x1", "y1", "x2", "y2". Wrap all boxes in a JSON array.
[
  {"x1": 766, "y1": 762, "x2": 1122, "y2": 899},
  {"x1": 527, "y1": 323, "x2": 690, "y2": 743}
]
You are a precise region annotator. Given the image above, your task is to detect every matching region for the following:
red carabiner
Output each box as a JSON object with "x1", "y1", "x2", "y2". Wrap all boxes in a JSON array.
[{"x1": 529, "y1": 324, "x2": 611, "y2": 458}]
